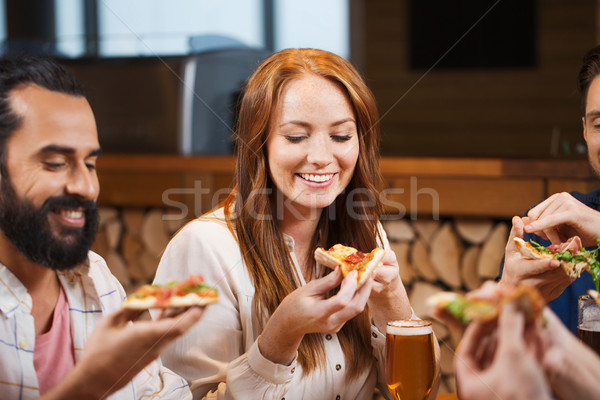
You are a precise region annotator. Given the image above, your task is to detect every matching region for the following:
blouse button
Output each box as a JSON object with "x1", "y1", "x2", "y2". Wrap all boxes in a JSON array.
[
  {"x1": 372, "y1": 332, "x2": 377, "y2": 338},
  {"x1": 325, "y1": 334, "x2": 332, "y2": 340},
  {"x1": 291, "y1": 367, "x2": 295, "y2": 374},
  {"x1": 335, "y1": 364, "x2": 342, "y2": 371},
  {"x1": 336, "y1": 395, "x2": 341, "y2": 400}
]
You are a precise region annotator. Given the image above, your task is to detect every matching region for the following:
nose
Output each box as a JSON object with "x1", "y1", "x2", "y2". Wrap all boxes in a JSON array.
[
  {"x1": 65, "y1": 163, "x2": 98, "y2": 201},
  {"x1": 306, "y1": 134, "x2": 334, "y2": 167}
]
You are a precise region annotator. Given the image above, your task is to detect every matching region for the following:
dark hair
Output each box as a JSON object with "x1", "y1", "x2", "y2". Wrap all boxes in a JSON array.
[
  {"x1": 578, "y1": 45, "x2": 600, "y2": 115},
  {"x1": 0, "y1": 57, "x2": 85, "y2": 164}
]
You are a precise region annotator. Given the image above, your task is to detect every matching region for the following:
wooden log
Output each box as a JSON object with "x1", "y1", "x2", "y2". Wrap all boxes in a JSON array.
[
  {"x1": 410, "y1": 238, "x2": 438, "y2": 282},
  {"x1": 384, "y1": 220, "x2": 415, "y2": 242},
  {"x1": 163, "y1": 212, "x2": 188, "y2": 235},
  {"x1": 440, "y1": 344, "x2": 455, "y2": 375},
  {"x1": 141, "y1": 209, "x2": 171, "y2": 258},
  {"x1": 461, "y1": 246, "x2": 482, "y2": 291},
  {"x1": 91, "y1": 227, "x2": 109, "y2": 258},
  {"x1": 122, "y1": 232, "x2": 143, "y2": 264},
  {"x1": 444, "y1": 375, "x2": 457, "y2": 394},
  {"x1": 412, "y1": 219, "x2": 440, "y2": 245},
  {"x1": 409, "y1": 281, "x2": 443, "y2": 319},
  {"x1": 432, "y1": 320, "x2": 449, "y2": 342},
  {"x1": 477, "y1": 222, "x2": 509, "y2": 280},
  {"x1": 98, "y1": 207, "x2": 118, "y2": 228},
  {"x1": 137, "y1": 251, "x2": 160, "y2": 282},
  {"x1": 104, "y1": 217, "x2": 122, "y2": 250},
  {"x1": 455, "y1": 218, "x2": 494, "y2": 244},
  {"x1": 430, "y1": 222, "x2": 463, "y2": 289},
  {"x1": 389, "y1": 241, "x2": 416, "y2": 285},
  {"x1": 122, "y1": 208, "x2": 145, "y2": 235},
  {"x1": 105, "y1": 251, "x2": 131, "y2": 290}
]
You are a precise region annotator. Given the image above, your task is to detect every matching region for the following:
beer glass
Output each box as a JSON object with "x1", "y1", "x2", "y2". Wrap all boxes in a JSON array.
[
  {"x1": 578, "y1": 294, "x2": 600, "y2": 356},
  {"x1": 386, "y1": 320, "x2": 436, "y2": 400}
]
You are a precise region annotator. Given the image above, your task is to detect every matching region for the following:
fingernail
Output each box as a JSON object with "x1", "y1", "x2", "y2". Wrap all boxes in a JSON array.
[{"x1": 524, "y1": 225, "x2": 533, "y2": 232}]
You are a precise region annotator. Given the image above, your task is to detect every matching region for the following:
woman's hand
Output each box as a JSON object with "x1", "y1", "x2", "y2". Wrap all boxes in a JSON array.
[
  {"x1": 258, "y1": 267, "x2": 372, "y2": 365},
  {"x1": 368, "y1": 250, "x2": 412, "y2": 332}
]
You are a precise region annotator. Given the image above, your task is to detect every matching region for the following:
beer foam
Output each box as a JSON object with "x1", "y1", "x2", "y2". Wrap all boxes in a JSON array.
[{"x1": 387, "y1": 320, "x2": 432, "y2": 336}]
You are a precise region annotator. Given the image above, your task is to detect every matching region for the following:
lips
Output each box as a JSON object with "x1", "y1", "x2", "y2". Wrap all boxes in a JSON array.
[
  {"x1": 297, "y1": 173, "x2": 335, "y2": 183},
  {"x1": 51, "y1": 207, "x2": 85, "y2": 227}
]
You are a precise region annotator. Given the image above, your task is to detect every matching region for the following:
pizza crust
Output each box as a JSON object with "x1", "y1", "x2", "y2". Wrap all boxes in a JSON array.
[
  {"x1": 122, "y1": 293, "x2": 218, "y2": 309},
  {"x1": 513, "y1": 237, "x2": 588, "y2": 279},
  {"x1": 314, "y1": 245, "x2": 385, "y2": 288}
]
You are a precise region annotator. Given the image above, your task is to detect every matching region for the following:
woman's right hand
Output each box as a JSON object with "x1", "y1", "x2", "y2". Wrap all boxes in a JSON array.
[{"x1": 257, "y1": 267, "x2": 372, "y2": 365}]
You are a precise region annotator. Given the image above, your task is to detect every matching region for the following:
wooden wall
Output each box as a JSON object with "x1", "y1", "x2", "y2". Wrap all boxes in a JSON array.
[{"x1": 362, "y1": 0, "x2": 598, "y2": 158}]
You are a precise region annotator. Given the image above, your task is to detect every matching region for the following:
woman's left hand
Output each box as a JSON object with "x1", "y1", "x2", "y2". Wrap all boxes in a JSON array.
[
  {"x1": 370, "y1": 249, "x2": 403, "y2": 297},
  {"x1": 367, "y1": 249, "x2": 412, "y2": 331}
]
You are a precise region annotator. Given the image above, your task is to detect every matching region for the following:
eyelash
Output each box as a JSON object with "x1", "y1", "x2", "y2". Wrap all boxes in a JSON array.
[{"x1": 284, "y1": 134, "x2": 353, "y2": 143}]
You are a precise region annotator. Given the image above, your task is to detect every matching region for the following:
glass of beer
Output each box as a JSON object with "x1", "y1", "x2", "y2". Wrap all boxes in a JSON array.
[
  {"x1": 578, "y1": 294, "x2": 600, "y2": 356},
  {"x1": 386, "y1": 320, "x2": 436, "y2": 400}
]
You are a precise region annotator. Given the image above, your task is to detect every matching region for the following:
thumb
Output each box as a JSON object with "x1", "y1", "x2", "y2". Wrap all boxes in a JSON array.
[
  {"x1": 310, "y1": 267, "x2": 344, "y2": 293},
  {"x1": 509, "y1": 216, "x2": 525, "y2": 242}
]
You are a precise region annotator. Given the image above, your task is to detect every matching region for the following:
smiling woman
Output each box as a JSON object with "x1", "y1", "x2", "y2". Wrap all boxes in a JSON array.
[{"x1": 152, "y1": 48, "x2": 426, "y2": 400}]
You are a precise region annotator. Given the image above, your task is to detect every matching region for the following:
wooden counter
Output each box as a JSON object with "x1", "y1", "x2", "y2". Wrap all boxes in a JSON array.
[{"x1": 97, "y1": 155, "x2": 596, "y2": 218}]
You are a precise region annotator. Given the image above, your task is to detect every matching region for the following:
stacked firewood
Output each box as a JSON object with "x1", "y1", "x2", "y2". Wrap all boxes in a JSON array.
[
  {"x1": 383, "y1": 218, "x2": 509, "y2": 393},
  {"x1": 91, "y1": 207, "x2": 187, "y2": 293}
]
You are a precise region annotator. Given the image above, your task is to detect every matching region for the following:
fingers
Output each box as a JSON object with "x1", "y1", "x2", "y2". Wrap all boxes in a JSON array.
[
  {"x1": 496, "y1": 303, "x2": 525, "y2": 352},
  {"x1": 310, "y1": 267, "x2": 344, "y2": 294},
  {"x1": 508, "y1": 216, "x2": 525, "y2": 242},
  {"x1": 151, "y1": 307, "x2": 205, "y2": 339},
  {"x1": 106, "y1": 307, "x2": 143, "y2": 325}
]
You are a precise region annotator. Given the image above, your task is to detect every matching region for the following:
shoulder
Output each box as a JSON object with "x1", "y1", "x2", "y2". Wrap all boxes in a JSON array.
[
  {"x1": 569, "y1": 187, "x2": 600, "y2": 208},
  {"x1": 166, "y1": 208, "x2": 237, "y2": 251}
]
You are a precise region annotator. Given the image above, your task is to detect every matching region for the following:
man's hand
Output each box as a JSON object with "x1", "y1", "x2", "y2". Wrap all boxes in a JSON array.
[
  {"x1": 41, "y1": 307, "x2": 204, "y2": 400},
  {"x1": 500, "y1": 216, "x2": 570, "y2": 302},
  {"x1": 525, "y1": 192, "x2": 600, "y2": 247}
]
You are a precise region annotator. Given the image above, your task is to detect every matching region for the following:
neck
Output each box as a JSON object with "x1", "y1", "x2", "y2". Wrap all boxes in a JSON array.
[
  {"x1": 0, "y1": 231, "x2": 59, "y2": 296},
  {"x1": 0, "y1": 231, "x2": 61, "y2": 336},
  {"x1": 279, "y1": 207, "x2": 322, "y2": 281}
]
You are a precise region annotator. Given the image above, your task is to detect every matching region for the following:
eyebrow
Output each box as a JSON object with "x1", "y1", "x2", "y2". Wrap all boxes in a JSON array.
[
  {"x1": 39, "y1": 144, "x2": 102, "y2": 158},
  {"x1": 279, "y1": 118, "x2": 356, "y2": 128}
]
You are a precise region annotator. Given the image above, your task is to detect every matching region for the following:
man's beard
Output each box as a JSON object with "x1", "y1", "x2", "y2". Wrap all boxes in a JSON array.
[{"x1": 0, "y1": 174, "x2": 99, "y2": 271}]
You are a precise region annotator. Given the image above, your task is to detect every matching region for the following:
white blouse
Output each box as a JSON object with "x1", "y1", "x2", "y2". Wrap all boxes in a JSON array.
[{"x1": 152, "y1": 208, "x2": 394, "y2": 400}]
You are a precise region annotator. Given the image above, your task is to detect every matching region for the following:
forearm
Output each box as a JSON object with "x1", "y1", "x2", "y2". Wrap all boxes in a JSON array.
[
  {"x1": 368, "y1": 283, "x2": 412, "y2": 333},
  {"x1": 258, "y1": 315, "x2": 304, "y2": 365}
]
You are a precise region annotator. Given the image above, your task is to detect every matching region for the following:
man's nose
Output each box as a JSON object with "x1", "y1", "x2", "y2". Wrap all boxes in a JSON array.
[{"x1": 65, "y1": 163, "x2": 98, "y2": 201}]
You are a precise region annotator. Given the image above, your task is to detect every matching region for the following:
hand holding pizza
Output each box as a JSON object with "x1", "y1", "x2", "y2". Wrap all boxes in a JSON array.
[
  {"x1": 524, "y1": 192, "x2": 600, "y2": 247},
  {"x1": 41, "y1": 306, "x2": 204, "y2": 399},
  {"x1": 501, "y1": 216, "x2": 570, "y2": 302},
  {"x1": 454, "y1": 302, "x2": 552, "y2": 400},
  {"x1": 257, "y1": 267, "x2": 372, "y2": 366}
]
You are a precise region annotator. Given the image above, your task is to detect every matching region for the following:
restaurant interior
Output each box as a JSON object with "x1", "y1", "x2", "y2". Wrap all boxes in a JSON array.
[{"x1": 4, "y1": 0, "x2": 599, "y2": 396}]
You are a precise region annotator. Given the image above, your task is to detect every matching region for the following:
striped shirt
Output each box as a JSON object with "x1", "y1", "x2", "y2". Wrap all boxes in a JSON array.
[{"x1": 0, "y1": 251, "x2": 192, "y2": 400}]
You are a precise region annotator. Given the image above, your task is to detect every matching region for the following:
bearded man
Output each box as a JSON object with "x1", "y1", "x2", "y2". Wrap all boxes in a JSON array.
[{"x1": 0, "y1": 57, "x2": 202, "y2": 399}]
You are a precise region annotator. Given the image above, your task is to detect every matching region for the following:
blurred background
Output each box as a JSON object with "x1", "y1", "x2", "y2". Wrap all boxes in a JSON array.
[{"x1": 2, "y1": 0, "x2": 594, "y2": 158}]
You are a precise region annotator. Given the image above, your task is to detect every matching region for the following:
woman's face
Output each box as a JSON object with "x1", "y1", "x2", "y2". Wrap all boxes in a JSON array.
[{"x1": 266, "y1": 74, "x2": 359, "y2": 219}]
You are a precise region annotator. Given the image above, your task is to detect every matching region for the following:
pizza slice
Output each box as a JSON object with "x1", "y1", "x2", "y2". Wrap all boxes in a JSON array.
[
  {"x1": 513, "y1": 236, "x2": 600, "y2": 289},
  {"x1": 427, "y1": 285, "x2": 544, "y2": 326},
  {"x1": 122, "y1": 275, "x2": 218, "y2": 309},
  {"x1": 314, "y1": 244, "x2": 385, "y2": 288}
]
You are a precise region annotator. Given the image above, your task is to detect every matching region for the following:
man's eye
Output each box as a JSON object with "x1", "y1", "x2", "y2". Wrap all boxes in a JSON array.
[{"x1": 43, "y1": 162, "x2": 64, "y2": 169}]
